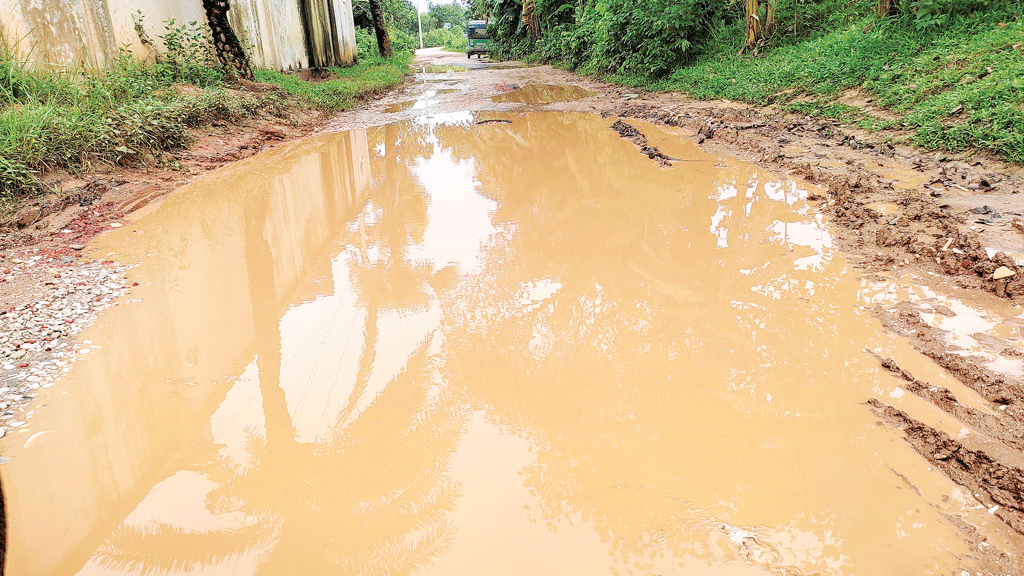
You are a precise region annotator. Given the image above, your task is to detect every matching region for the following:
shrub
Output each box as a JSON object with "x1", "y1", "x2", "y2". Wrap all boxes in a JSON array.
[{"x1": 422, "y1": 27, "x2": 467, "y2": 50}]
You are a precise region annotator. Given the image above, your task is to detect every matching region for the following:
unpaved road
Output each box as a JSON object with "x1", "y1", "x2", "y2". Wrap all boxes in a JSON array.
[{"x1": 2, "y1": 47, "x2": 1024, "y2": 575}]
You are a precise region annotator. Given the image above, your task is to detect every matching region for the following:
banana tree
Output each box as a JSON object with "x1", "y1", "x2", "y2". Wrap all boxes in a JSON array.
[{"x1": 739, "y1": 0, "x2": 777, "y2": 54}]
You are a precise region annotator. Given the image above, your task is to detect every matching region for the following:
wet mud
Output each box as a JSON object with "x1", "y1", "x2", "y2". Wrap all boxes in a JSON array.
[
  {"x1": 610, "y1": 119, "x2": 686, "y2": 167},
  {"x1": 3, "y1": 112, "x2": 1022, "y2": 576},
  {"x1": 870, "y1": 398, "x2": 1024, "y2": 538}
]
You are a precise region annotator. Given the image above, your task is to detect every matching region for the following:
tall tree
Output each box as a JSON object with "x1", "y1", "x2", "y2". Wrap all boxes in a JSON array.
[
  {"x1": 202, "y1": 0, "x2": 255, "y2": 80},
  {"x1": 369, "y1": 0, "x2": 395, "y2": 57},
  {"x1": 521, "y1": 0, "x2": 540, "y2": 40}
]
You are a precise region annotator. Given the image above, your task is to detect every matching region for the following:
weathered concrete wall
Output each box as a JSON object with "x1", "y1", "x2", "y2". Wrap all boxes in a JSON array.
[{"x1": 0, "y1": 0, "x2": 356, "y2": 71}]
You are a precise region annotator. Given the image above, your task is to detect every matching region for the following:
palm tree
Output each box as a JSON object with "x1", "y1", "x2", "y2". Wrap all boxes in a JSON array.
[
  {"x1": 202, "y1": 0, "x2": 254, "y2": 80},
  {"x1": 369, "y1": 0, "x2": 395, "y2": 57}
]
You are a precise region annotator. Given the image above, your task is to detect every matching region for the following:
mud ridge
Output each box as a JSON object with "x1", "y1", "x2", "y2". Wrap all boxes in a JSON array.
[
  {"x1": 875, "y1": 306, "x2": 1024, "y2": 426},
  {"x1": 610, "y1": 119, "x2": 677, "y2": 168},
  {"x1": 869, "y1": 398, "x2": 1024, "y2": 536},
  {"x1": 867, "y1": 350, "x2": 1024, "y2": 450}
]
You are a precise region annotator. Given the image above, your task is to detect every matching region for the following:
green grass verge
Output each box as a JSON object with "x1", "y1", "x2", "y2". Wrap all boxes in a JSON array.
[
  {"x1": 255, "y1": 52, "x2": 412, "y2": 111},
  {"x1": 0, "y1": 47, "x2": 409, "y2": 212},
  {"x1": 605, "y1": 13, "x2": 1024, "y2": 163},
  {"x1": 0, "y1": 51, "x2": 272, "y2": 202}
]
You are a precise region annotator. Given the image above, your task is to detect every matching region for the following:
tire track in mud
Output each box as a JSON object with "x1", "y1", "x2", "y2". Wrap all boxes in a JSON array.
[{"x1": 869, "y1": 398, "x2": 1024, "y2": 536}]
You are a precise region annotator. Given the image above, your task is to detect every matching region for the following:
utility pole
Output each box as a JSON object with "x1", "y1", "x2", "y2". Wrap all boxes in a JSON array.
[{"x1": 417, "y1": 0, "x2": 424, "y2": 49}]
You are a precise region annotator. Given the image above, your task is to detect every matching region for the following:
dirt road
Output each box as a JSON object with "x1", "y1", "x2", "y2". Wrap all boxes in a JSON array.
[{"x1": 3, "y1": 47, "x2": 1024, "y2": 575}]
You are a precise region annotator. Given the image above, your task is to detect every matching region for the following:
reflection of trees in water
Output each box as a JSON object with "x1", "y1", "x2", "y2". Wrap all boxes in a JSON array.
[
  {"x1": 87, "y1": 113, "x2": 859, "y2": 575},
  {"x1": 434, "y1": 114, "x2": 859, "y2": 573},
  {"x1": 94, "y1": 342, "x2": 464, "y2": 575},
  {"x1": 92, "y1": 122, "x2": 466, "y2": 575}
]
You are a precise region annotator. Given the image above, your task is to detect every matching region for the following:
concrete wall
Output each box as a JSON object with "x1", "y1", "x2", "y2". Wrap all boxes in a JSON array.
[{"x1": 0, "y1": 0, "x2": 356, "y2": 72}]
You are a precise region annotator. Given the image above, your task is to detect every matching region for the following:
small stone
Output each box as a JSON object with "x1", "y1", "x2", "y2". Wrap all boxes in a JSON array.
[
  {"x1": 10, "y1": 351, "x2": 25, "y2": 359},
  {"x1": 69, "y1": 245, "x2": 86, "y2": 250},
  {"x1": 992, "y1": 266, "x2": 1016, "y2": 280}
]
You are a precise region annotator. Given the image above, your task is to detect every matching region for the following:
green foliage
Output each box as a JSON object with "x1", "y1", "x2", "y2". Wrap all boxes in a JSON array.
[
  {"x1": 426, "y1": 2, "x2": 468, "y2": 31},
  {"x1": 356, "y1": 27, "x2": 378, "y2": 58},
  {"x1": 386, "y1": 0, "x2": 420, "y2": 34},
  {"x1": 626, "y1": 10, "x2": 1024, "y2": 162},
  {"x1": 422, "y1": 27, "x2": 467, "y2": 50},
  {"x1": 0, "y1": 155, "x2": 38, "y2": 199},
  {"x1": 390, "y1": 28, "x2": 418, "y2": 53},
  {"x1": 484, "y1": 0, "x2": 1024, "y2": 163},
  {"x1": 255, "y1": 52, "x2": 412, "y2": 111},
  {"x1": 903, "y1": 0, "x2": 994, "y2": 31},
  {"x1": 589, "y1": 0, "x2": 723, "y2": 75},
  {"x1": 356, "y1": 26, "x2": 416, "y2": 60},
  {"x1": 0, "y1": 18, "x2": 408, "y2": 206},
  {"x1": 354, "y1": 0, "x2": 421, "y2": 36},
  {"x1": 153, "y1": 18, "x2": 223, "y2": 86}
]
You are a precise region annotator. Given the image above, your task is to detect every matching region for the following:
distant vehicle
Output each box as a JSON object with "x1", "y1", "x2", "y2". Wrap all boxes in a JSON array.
[{"x1": 467, "y1": 20, "x2": 490, "y2": 59}]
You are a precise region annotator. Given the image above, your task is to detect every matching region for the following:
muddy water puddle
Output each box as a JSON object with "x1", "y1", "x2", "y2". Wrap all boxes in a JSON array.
[
  {"x1": 385, "y1": 89, "x2": 460, "y2": 112},
  {"x1": 0, "y1": 112, "x2": 1004, "y2": 575},
  {"x1": 491, "y1": 83, "x2": 594, "y2": 104}
]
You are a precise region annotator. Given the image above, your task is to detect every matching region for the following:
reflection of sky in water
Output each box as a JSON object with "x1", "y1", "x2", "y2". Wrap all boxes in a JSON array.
[
  {"x1": 763, "y1": 180, "x2": 806, "y2": 204},
  {"x1": 409, "y1": 148, "x2": 497, "y2": 274},
  {"x1": 210, "y1": 360, "x2": 265, "y2": 468},
  {"x1": 768, "y1": 217, "x2": 832, "y2": 252},
  {"x1": 276, "y1": 257, "x2": 366, "y2": 444},
  {"x1": 769, "y1": 215, "x2": 833, "y2": 271},
  {"x1": 413, "y1": 111, "x2": 475, "y2": 129},
  {"x1": 78, "y1": 471, "x2": 266, "y2": 575},
  {"x1": 859, "y1": 277, "x2": 1024, "y2": 377},
  {"x1": 218, "y1": 137, "x2": 497, "y2": 445}
]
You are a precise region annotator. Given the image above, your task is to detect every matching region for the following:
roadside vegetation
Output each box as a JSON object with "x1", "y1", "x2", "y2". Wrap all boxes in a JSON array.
[
  {"x1": 355, "y1": 0, "x2": 471, "y2": 52},
  {"x1": 258, "y1": 30, "x2": 412, "y2": 111},
  {"x1": 0, "y1": 20, "x2": 411, "y2": 207},
  {"x1": 478, "y1": 0, "x2": 1024, "y2": 163}
]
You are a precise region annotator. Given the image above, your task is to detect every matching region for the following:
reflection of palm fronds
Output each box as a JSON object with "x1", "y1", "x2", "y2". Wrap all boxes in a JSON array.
[
  {"x1": 336, "y1": 520, "x2": 457, "y2": 576},
  {"x1": 356, "y1": 473, "x2": 462, "y2": 533},
  {"x1": 94, "y1": 521, "x2": 272, "y2": 574}
]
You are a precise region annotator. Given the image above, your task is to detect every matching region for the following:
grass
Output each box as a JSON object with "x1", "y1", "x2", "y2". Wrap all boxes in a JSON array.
[
  {"x1": 0, "y1": 38, "x2": 410, "y2": 210},
  {"x1": 255, "y1": 52, "x2": 412, "y2": 111},
  {"x1": 603, "y1": 10, "x2": 1024, "y2": 162},
  {"x1": 0, "y1": 49, "x2": 264, "y2": 199}
]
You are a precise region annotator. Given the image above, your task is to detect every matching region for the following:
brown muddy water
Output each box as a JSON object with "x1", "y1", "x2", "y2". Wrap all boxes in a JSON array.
[
  {"x1": 0, "y1": 112, "x2": 1004, "y2": 575},
  {"x1": 386, "y1": 90, "x2": 460, "y2": 113},
  {"x1": 491, "y1": 83, "x2": 594, "y2": 104}
]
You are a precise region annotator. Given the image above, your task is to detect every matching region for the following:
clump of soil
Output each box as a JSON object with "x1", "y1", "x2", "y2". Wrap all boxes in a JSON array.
[{"x1": 610, "y1": 119, "x2": 677, "y2": 167}]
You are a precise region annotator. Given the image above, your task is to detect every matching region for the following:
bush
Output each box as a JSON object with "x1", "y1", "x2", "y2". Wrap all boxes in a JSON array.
[
  {"x1": 357, "y1": 26, "x2": 417, "y2": 59},
  {"x1": 422, "y1": 27, "x2": 467, "y2": 51}
]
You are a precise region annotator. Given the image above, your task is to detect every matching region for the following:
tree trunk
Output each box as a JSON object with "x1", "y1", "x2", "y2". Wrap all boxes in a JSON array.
[
  {"x1": 202, "y1": 0, "x2": 255, "y2": 81},
  {"x1": 740, "y1": 0, "x2": 760, "y2": 54},
  {"x1": 876, "y1": 0, "x2": 899, "y2": 18},
  {"x1": 368, "y1": 0, "x2": 394, "y2": 58},
  {"x1": 521, "y1": 0, "x2": 540, "y2": 41}
]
